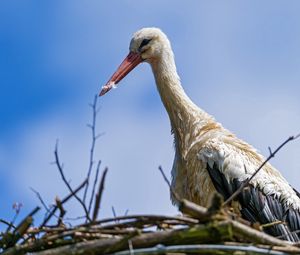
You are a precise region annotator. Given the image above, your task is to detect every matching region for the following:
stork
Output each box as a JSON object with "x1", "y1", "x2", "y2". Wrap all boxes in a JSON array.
[{"x1": 100, "y1": 28, "x2": 300, "y2": 241}]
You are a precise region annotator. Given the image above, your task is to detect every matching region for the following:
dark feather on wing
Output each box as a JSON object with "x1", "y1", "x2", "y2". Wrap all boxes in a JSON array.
[{"x1": 207, "y1": 163, "x2": 300, "y2": 242}]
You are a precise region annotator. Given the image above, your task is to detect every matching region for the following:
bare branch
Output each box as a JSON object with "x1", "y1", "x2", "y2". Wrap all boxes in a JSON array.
[
  {"x1": 6, "y1": 203, "x2": 24, "y2": 233},
  {"x1": 79, "y1": 214, "x2": 198, "y2": 228},
  {"x1": 158, "y1": 165, "x2": 181, "y2": 203},
  {"x1": 30, "y1": 187, "x2": 50, "y2": 213},
  {"x1": 95, "y1": 132, "x2": 105, "y2": 140},
  {"x1": 54, "y1": 141, "x2": 91, "y2": 222},
  {"x1": 112, "y1": 206, "x2": 117, "y2": 218},
  {"x1": 40, "y1": 178, "x2": 87, "y2": 228},
  {"x1": 88, "y1": 160, "x2": 101, "y2": 215},
  {"x1": 55, "y1": 197, "x2": 66, "y2": 227},
  {"x1": 224, "y1": 134, "x2": 300, "y2": 206},
  {"x1": 268, "y1": 146, "x2": 272, "y2": 155},
  {"x1": 0, "y1": 219, "x2": 15, "y2": 230},
  {"x1": 5, "y1": 207, "x2": 41, "y2": 247},
  {"x1": 92, "y1": 167, "x2": 108, "y2": 222},
  {"x1": 83, "y1": 95, "x2": 99, "y2": 204}
]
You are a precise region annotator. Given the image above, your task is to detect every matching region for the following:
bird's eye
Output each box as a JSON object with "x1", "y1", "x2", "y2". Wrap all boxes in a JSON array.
[{"x1": 139, "y1": 38, "x2": 152, "y2": 49}]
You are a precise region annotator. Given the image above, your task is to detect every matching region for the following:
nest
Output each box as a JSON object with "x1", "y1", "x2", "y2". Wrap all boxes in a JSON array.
[
  {"x1": 1, "y1": 193, "x2": 300, "y2": 255},
  {"x1": 2, "y1": 96, "x2": 299, "y2": 255}
]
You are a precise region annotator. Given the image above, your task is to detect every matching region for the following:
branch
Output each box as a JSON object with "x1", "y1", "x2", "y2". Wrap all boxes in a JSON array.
[
  {"x1": 30, "y1": 187, "x2": 50, "y2": 213},
  {"x1": 79, "y1": 214, "x2": 198, "y2": 229},
  {"x1": 40, "y1": 178, "x2": 87, "y2": 228},
  {"x1": 0, "y1": 219, "x2": 15, "y2": 230},
  {"x1": 92, "y1": 167, "x2": 108, "y2": 222},
  {"x1": 6, "y1": 203, "x2": 23, "y2": 233},
  {"x1": 54, "y1": 141, "x2": 91, "y2": 222},
  {"x1": 158, "y1": 165, "x2": 181, "y2": 203},
  {"x1": 83, "y1": 95, "x2": 99, "y2": 204},
  {"x1": 224, "y1": 134, "x2": 300, "y2": 206},
  {"x1": 16, "y1": 221, "x2": 233, "y2": 255},
  {"x1": 88, "y1": 160, "x2": 101, "y2": 216},
  {"x1": 111, "y1": 206, "x2": 117, "y2": 220},
  {"x1": 55, "y1": 197, "x2": 66, "y2": 226},
  {"x1": 229, "y1": 219, "x2": 292, "y2": 246},
  {"x1": 178, "y1": 193, "x2": 225, "y2": 224},
  {"x1": 4, "y1": 207, "x2": 41, "y2": 248}
]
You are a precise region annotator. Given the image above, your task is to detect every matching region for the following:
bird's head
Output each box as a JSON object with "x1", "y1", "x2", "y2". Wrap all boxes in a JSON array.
[
  {"x1": 100, "y1": 27, "x2": 170, "y2": 96},
  {"x1": 130, "y1": 27, "x2": 171, "y2": 62}
]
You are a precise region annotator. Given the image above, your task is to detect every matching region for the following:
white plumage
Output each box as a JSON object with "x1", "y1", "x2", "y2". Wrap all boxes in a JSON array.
[{"x1": 100, "y1": 27, "x2": 300, "y2": 241}]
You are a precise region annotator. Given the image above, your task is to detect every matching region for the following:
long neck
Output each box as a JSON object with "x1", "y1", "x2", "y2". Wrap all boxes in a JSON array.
[
  {"x1": 150, "y1": 49, "x2": 216, "y2": 159},
  {"x1": 150, "y1": 50, "x2": 212, "y2": 134}
]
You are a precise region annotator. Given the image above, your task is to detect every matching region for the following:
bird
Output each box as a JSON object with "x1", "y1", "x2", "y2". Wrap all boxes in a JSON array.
[{"x1": 100, "y1": 27, "x2": 300, "y2": 241}]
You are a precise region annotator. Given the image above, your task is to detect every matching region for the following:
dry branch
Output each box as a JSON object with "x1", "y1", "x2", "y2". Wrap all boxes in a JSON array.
[
  {"x1": 54, "y1": 142, "x2": 91, "y2": 221},
  {"x1": 83, "y1": 95, "x2": 99, "y2": 204},
  {"x1": 224, "y1": 134, "x2": 300, "y2": 206},
  {"x1": 40, "y1": 178, "x2": 87, "y2": 227},
  {"x1": 3, "y1": 200, "x2": 300, "y2": 255},
  {"x1": 30, "y1": 188, "x2": 51, "y2": 218},
  {"x1": 158, "y1": 165, "x2": 181, "y2": 203},
  {"x1": 92, "y1": 167, "x2": 108, "y2": 221},
  {"x1": 21, "y1": 221, "x2": 232, "y2": 255},
  {"x1": 88, "y1": 160, "x2": 101, "y2": 215},
  {"x1": 1, "y1": 207, "x2": 40, "y2": 249},
  {"x1": 55, "y1": 197, "x2": 66, "y2": 226}
]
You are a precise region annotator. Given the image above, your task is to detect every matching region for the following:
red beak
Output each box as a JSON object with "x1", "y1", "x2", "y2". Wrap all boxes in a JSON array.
[{"x1": 100, "y1": 52, "x2": 143, "y2": 96}]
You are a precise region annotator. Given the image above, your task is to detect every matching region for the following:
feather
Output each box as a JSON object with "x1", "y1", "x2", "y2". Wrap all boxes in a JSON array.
[{"x1": 206, "y1": 162, "x2": 300, "y2": 242}]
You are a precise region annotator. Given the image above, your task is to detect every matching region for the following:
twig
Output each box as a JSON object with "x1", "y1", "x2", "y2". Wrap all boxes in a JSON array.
[
  {"x1": 83, "y1": 95, "x2": 100, "y2": 204},
  {"x1": 6, "y1": 207, "x2": 41, "y2": 247},
  {"x1": 230, "y1": 219, "x2": 292, "y2": 246},
  {"x1": 88, "y1": 160, "x2": 101, "y2": 215},
  {"x1": 14, "y1": 221, "x2": 234, "y2": 255},
  {"x1": 262, "y1": 221, "x2": 284, "y2": 229},
  {"x1": 158, "y1": 165, "x2": 181, "y2": 202},
  {"x1": 92, "y1": 167, "x2": 108, "y2": 222},
  {"x1": 224, "y1": 134, "x2": 300, "y2": 206},
  {"x1": 0, "y1": 219, "x2": 15, "y2": 230},
  {"x1": 55, "y1": 196, "x2": 66, "y2": 226},
  {"x1": 80, "y1": 214, "x2": 198, "y2": 228},
  {"x1": 6, "y1": 203, "x2": 23, "y2": 233},
  {"x1": 179, "y1": 194, "x2": 224, "y2": 222},
  {"x1": 40, "y1": 178, "x2": 87, "y2": 228},
  {"x1": 111, "y1": 206, "x2": 120, "y2": 223},
  {"x1": 30, "y1": 187, "x2": 50, "y2": 213},
  {"x1": 54, "y1": 141, "x2": 91, "y2": 222},
  {"x1": 112, "y1": 206, "x2": 117, "y2": 219},
  {"x1": 30, "y1": 188, "x2": 73, "y2": 225}
]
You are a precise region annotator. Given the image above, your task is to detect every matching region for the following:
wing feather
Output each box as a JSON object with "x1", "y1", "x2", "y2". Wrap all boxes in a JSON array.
[{"x1": 207, "y1": 162, "x2": 300, "y2": 241}]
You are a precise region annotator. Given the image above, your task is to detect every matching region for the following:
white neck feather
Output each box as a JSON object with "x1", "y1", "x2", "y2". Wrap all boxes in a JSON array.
[
  {"x1": 149, "y1": 48, "x2": 217, "y2": 158},
  {"x1": 150, "y1": 49, "x2": 213, "y2": 134}
]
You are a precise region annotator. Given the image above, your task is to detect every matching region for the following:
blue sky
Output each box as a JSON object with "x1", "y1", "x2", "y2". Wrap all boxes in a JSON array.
[{"x1": 1, "y1": 1, "x2": 300, "y2": 224}]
